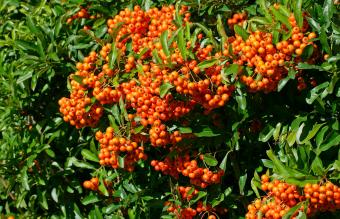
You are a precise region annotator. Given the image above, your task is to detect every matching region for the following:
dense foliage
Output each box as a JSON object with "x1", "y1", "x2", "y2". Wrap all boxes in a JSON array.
[{"x1": 0, "y1": 0, "x2": 339, "y2": 218}]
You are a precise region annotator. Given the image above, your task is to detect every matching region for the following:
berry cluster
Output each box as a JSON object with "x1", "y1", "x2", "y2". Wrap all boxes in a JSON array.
[
  {"x1": 165, "y1": 200, "x2": 219, "y2": 219},
  {"x1": 304, "y1": 181, "x2": 340, "y2": 214},
  {"x1": 83, "y1": 177, "x2": 99, "y2": 191},
  {"x1": 107, "y1": 5, "x2": 189, "y2": 54},
  {"x1": 246, "y1": 175, "x2": 304, "y2": 219},
  {"x1": 227, "y1": 12, "x2": 247, "y2": 29},
  {"x1": 66, "y1": 7, "x2": 98, "y2": 30},
  {"x1": 246, "y1": 175, "x2": 340, "y2": 218},
  {"x1": 227, "y1": 9, "x2": 317, "y2": 92},
  {"x1": 95, "y1": 127, "x2": 147, "y2": 172},
  {"x1": 151, "y1": 153, "x2": 224, "y2": 188}
]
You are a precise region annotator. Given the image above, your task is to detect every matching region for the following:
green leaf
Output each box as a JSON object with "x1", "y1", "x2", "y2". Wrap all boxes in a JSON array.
[
  {"x1": 316, "y1": 126, "x2": 329, "y2": 147},
  {"x1": 259, "y1": 125, "x2": 274, "y2": 142},
  {"x1": 194, "y1": 127, "x2": 221, "y2": 137},
  {"x1": 234, "y1": 25, "x2": 249, "y2": 41},
  {"x1": 72, "y1": 75, "x2": 84, "y2": 85},
  {"x1": 219, "y1": 151, "x2": 231, "y2": 171},
  {"x1": 51, "y1": 188, "x2": 58, "y2": 203},
  {"x1": 273, "y1": 123, "x2": 282, "y2": 141},
  {"x1": 217, "y1": 15, "x2": 228, "y2": 40},
  {"x1": 203, "y1": 154, "x2": 218, "y2": 166},
  {"x1": 238, "y1": 173, "x2": 247, "y2": 195},
  {"x1": 17, "y1": 71, "x2": 33, "y2": 84},
  {"x1": 293, "y1": 0, "x2": 303, "y2": 28},
  {"x1": 211, "y1": 193, "x2": 224, "y2": 208},
  {"x1": 301, "y1": 44, "x2": 314, "y2": 61},
  {"x1": 323, "y1": 0, "x2": 334, "y2": 28},
  {"x1": 282, "y1": 202, "x2": 304, "y2": 219},
  {"x1": 317, "y1": 134, "x2": 340, "y2": 154},
  {"x1": 72, "y1": 160, "x2": 95, "y2": 169},
  {"x1": 159, "y1": 82, "x2": 174, "y2": 98},
  {"x1": 152, "y1": 49, "x2": 163, "y2": 64},
  {"x1": 197, "y1": 59, "x2": 218, "y2": 70},
  {"x1": 98, "y1": 179, "x2": 109, "y2": 197},
  {"x1": 319, "y1": 27, "x2": 331, "y2": 55},
  {"x1": 301, "y1": 123, "x2": 325, "y2": 144},
  {"x1": 178, "y1": 127, "x2": 192, "y2": 134},
  {"x1": 81, "y1": 194, "x2": 100, "y2": 205},
  {"x1": 109, "y1": 46, "x2": 119, "y2": 69},
  {"x1": 160, "y1": 30, "x2": 170, "y2": 57},
  {"x1": 190, "y1": 191, "x2": 206, "y2": 204},
  {"x1": 278, "y1": 69, "x2": 297, "y2": 92},
  {"x1": 311, "y1": 156, "x2": 324, "y2": 176},
  {"x1": 178, "y1": 28, "x2": 187, "y2": 61},
  {"x1": 306, "y1": 82, "x2": 329, "y2": 104},
  {"x1": 81, "y1": 149, "x2": 98, "y2": 162},
  {"x1": 271, "y1": 7, "x2": 292, "y2": 30}
]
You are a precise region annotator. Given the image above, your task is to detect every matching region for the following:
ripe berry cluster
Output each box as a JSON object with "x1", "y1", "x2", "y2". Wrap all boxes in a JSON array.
[
  {"x1": 246, "y1": 175, "x2": 340, "y2": 218},
  {"x1": 227, "y1": 7, "x2": 318, "y2": 92},
  {"x1": 95, "y1": 127, "x2": 147, "y2": 172},
  {"x1": 165, "y1": 200, "x2": 221, "y2": 219},
  {"x1": 246, "y1": 175, "x2": 304, "y2": 219},
  {"x1": 227, "y1": 12, "x2": 247, "y2": 29},
  {"x1": 151, "y1": 153, "x2": 224, "y2": 188},
  {"x1": 107, "y1": 5, "x2": 189, "y2": 54},
  {"x1": 304, "y1": 181, "x2": 340, "y2": 214}
]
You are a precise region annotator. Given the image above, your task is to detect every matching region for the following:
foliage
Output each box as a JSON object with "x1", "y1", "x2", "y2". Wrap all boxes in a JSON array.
[{"x1": 0, "y1": 0, "x2": 339, "y2": 218}]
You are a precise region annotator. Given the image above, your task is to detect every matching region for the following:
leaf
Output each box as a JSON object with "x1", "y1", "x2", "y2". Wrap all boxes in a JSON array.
[
  {"x1": 197, "y1": 59, "x2": 218, "y2": 70},
  {"x1": 238, "y1": 173, "x2": 247, "y2": 195},
  {"x1": 301, "y1": 44, "x2": 314, "y2": 61},
  {"x1": 219, "y1": 151, "x2": 230, "y2": 171},
  {"x1": 17, "y1": 71, "x2": 33, "y2": 84},
  {"x1": 81, "y1": 149, "x2": 98, "y2": 162},
  {"x1": 271, "y1": 8, "x2": 292, "y2": 30},
  {"x1": 51, "y1": 188, "x2": 58, "y2": 203},
  {"x1": 323, "y1": 0, "x2": 334, "y2": 28},
  {"x1": 235, "y1": 93, "x2": 247, "y2": 111},
  {"x1": 297, "y1": 63, "x2": 326, "y2": 71},
  {"x1": 317, "y1": 134, "x2": 340, "y2": 154},
  {"x1": 152, "y1": 49, "x2": 163, "y2": 64},
  {"x1": 311, "y1": 156, "x2": 324, "y2": 176},
  {"x1": 251, "y1": 172, "x2": 261, "y2": 198},
  {"x1": 190, "y1": 191, "x2": 206, "y2": 204},
  {"x1": 81, "y1": 194, "x2": 100, "y2": 205},
  {"x1": 273, "y1": 123, "x2": 282, "y2": 141},
  {"x1": 159, "y1": 82, "x2": 174, "y2": 98},
  {"x1": 217, "y1": 15, "x2": 228, "y2": 40},
  {"x1": 72, "y1": 75, "x2": 84, "y2": 85},
  {"x1": 178, "y1": 28, "x2": 187, "y2": 61},
  {"x1": 316, "y1": 126, "x2": 329, "y2": 147},
  {"x1": 160, "y1": 30, "x2": 170, "y2": 57},
  {"x1": 259, "y1": 125, "x2": 274, "y2": 142},
  {"x1": 301, "y1": 123, "x2": 325, "y2": 144},
  {"x1": 293, "y1": 0, "x2": 303, "y2": 28},
  {"x1": 234, "y1": 25, "x2": 249, "y2": 41},
  {"x1": 211, "y1": 193, "x2": 224, "y2": 208},
  {"x1": 194, "y1": 127, "x2": 221, "y2": 137},
  {"x1": 109, "y1": 46, "x2": 119, "y2": 69},
  {"x1": 319, "y1": 27, "x2": 331, "y2": 55},
  {"x1": 203, "y1": 154, "x2": 218, "y2": 166},
  {"x1": 282, "y1": 202, "x2": 304, "y2": 219},
  {"x1": 15, "y1": 40, "x2": 38, "y2": 53},
  {"x1": 278, "y1": 69, "x2": 297, "y2": 91},
  {"x1": 72, "y1": 160, "x2": 95, "y2": 169},
  {"x1": 178, "y1": 127, "x2": 192, "y2": 134},
  {"x1": 306, "y1": 82, "x2": 329, "y2": 104}
]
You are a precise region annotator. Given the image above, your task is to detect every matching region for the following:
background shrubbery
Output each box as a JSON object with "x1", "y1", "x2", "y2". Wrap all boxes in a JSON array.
[{"x1": 0, "y1": 0, "x2": 339, "y2": 218}]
